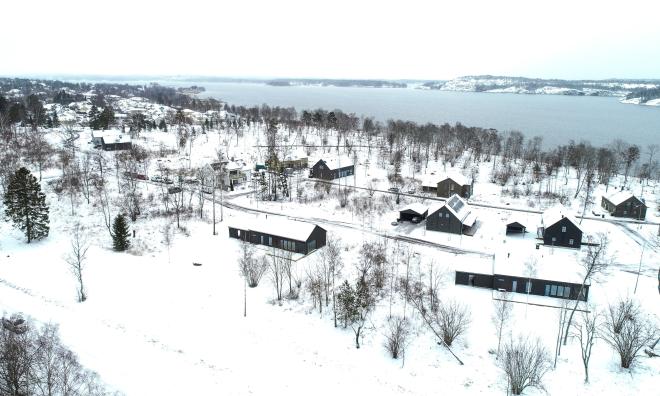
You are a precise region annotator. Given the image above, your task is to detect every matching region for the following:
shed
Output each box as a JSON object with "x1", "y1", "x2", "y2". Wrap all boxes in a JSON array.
[
  {"x1": 506, "y1": 220, "x2": 526, "y2": 234},
  {"x1": 399, "y1": 203, "x2": 428, "y2": 222}
]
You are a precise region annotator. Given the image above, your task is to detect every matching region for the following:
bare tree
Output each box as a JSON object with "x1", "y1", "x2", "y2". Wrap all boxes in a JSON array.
[
  {"x1": 498, "y1": 336, "x2": 552, "y2": 395},
  {"x1": 268, "y1": 248, "x2": 290, "y2": 301},
  {"x1": 239, "y1": 244, "x2": 268, "y2": 288},
  {"x1": 65, "y1": 224, "x2": 90, "y2": 302},
  {"x1": 384, "y1": 316, "x2": 411, "y2": 360},
  {"x1": 492, "y1": 291, "x2": 513, "y2": 358},
  {"x1": 603, "y1": 297, "x2": 658, "y2": 368},
  {"x1": 563, "y1": 232, "x2": 611, "y2": 345},
  {"x1": 326, "y1": 237, "x2": 344, "y2": 327},
  {"x1": 571, "y1": 308, "x2": 599, "y2": 383}
]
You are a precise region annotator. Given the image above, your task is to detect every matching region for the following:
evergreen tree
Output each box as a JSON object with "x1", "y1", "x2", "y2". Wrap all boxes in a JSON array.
[
  {"x1": 112, "y1": 214, "x2": 130, "y2": 251},
  {"x1": 88, "y1": 105, "x2": 99, "y2": 129},
  {"x1": 3, "y1": 167, "x2": 50, "y2": 243},
  {"x1": 51, "y1": 109, "x2": 60, "y2": 127}
]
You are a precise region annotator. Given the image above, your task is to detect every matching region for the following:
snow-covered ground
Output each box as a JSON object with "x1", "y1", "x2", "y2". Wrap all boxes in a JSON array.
[{"x1": 1, "y1": 125, "x2": 659, "y2": 395}]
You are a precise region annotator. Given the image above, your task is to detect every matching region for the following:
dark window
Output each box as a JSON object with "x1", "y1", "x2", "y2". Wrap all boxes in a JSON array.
[
  {"x1": 551, "y1": 285, "x2": 557, "y2": 296},
  {"x1": 544, "y1": 285, "x2": 550, "y2": 296}
]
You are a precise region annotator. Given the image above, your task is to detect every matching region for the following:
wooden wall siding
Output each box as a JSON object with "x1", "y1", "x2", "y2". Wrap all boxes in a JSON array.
[
  {"x1": 437, "y1": 179, "x2": 471, "y2": 198},
  {"x1": 543, "y1": 217, "x2": 582, "y2": 248},
  {"x1": 310, "y1": 161, "x2": 355, "y2": 180},
  {"x1": 426, "y1": 206, "x2": 463, "y2": 234},
  {"x1": 228, "y1": 226, "x2": 327, "y2": 255},
  {"x1": 455, "y1": 271, "x2": 589, "y2": 301},
  {"x1": 601, "y1": 197, "x2": 647, "y2": 219}
]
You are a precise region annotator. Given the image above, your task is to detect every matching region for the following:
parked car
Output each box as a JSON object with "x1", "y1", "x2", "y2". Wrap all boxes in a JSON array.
[
  {"x1": 163, "y1": 178, "x2": 174, "y2": 185},
  {"x1": 388, "y1": 187, "x2": 399, "y2": 193},
  {"x1": 391, "y1": 221, "x2": 399, "y2": 226},
  {"x1": 407, "y1": 188, "x2": 416, "y2": 194},
  {"x1": 167, "y1": 186, "x2": 182, "y2": 194},
  {"x1": 150, "y1": 175, "x2": 163, "y2": 183},
  {"x1": 411, "y1": 216, "x2": 422, "y2": 224}
]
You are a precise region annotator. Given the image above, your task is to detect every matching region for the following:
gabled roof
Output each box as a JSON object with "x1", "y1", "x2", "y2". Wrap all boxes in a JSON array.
[
  {"x1": 228, "y1": 216, "x2": 323, "y2": 242},
  {"x1": 313, "y1": 156, "x2": 354, "y2": 170},
  {"x1": 604, "y1": 190, "x2": 644, "y2": 207},
  {"x1": 430, "y1": 194, "x2": 476, "y2": 226},
  {"x1": 542, "y1": 205, "x2": 583, "y2": 233},
  {"x1": 400, "y1": 203, "x2": 428, "y2": 215},
  {"x1": 440, "y1": 172, "x2": 470, "y2": 186}
]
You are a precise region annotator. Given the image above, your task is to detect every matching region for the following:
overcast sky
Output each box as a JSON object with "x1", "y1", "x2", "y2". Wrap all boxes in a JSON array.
[{"x1": 3, "y1": 0, "x2": 659, "y2": 80}]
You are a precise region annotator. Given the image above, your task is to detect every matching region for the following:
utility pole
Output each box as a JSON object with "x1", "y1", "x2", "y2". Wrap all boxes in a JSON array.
[{"x1": 634, "y1": 242, "x2": 645, "y2": 294}]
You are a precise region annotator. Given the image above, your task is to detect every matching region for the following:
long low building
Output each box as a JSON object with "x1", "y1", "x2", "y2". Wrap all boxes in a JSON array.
[
  {"x1": 454, "y1": 249, "x2": 589, "y2": 301},
  {"x1": 227, "y1": 216, "x2": 326, "y2": 255},
  {"x1": 601, "y1": 190, "x2": 647, "y2": 220}
]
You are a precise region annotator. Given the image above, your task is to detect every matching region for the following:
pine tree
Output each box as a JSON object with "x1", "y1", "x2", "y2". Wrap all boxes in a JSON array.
[
  {"x1": 112, "y1": 214, "x2": 130, "y2": 251},
  {"x1": 3, "y1": 167, "x2": 50, "y2": 243}
]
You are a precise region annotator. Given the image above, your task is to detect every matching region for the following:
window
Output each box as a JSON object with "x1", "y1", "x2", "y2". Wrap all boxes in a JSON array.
[
  {"x1": 237, "y1": 230, "x2": 241, "y2": 237},
  {"x1": 544, "y1": 285, "x2": 550, "y2": 296},
  {"x1": 569, "y1": 239, "x2": 574, "y2": 245},
  {"x1": 550, "y1": 285, "x2": 557, "y2": 296},
  {"x1": 526, "y1": 281, "x2": 532, "y2": 293},
  {"x1": 445, "y1": 213, "x2": 450, "y2": 218},
  {"x1": 512, "y1": 280, "x2": 517, "y2": 292},
  {"x1": 268, "y1": 236, "x2": 272, "y2": 246},
  {"x1": 307, "y1": 240, "x2": 316, "y2": 252},
  {"x1": 561, "y1": 226, "x2": 567, "y2": 233},
  {"x1": 563, "y1": 287, "x2": 570, "y2": 298},
  {"x1": 260, "y1": 235, "x2": 264, "y2": 244},
  {"x1": 557, "y1": 286, "x2": 564, "y2": 297},
  {"x1": 552, "y1": 237, "x2": 557, "y2": 242}
]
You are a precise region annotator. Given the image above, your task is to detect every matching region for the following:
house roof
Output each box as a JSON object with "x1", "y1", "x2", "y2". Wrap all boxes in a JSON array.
[
  {"x1": 313, "y1": 156, "x2": 354, "y2": 170},
  {"x1": 605, "y1": 190, "x2": 643, "y2": 207},
  {"x1": 430, "y1": 194, "x2": 476, "y2": 226},
  {"x1": 227, "y1": 216, "x2": 323, "y2": 242},
  {"x1": 93, "y1": 130, "x2": 131, "y2": 144},
  {"x1": 441, "y1": 172, "x2": 470, "y2": 186},
  {"x1": 400, "y1": 203, "x2": 428, "y2": 215},
  {"x1": 541, "y1": 205, "x2": 583, "y2": 233}
]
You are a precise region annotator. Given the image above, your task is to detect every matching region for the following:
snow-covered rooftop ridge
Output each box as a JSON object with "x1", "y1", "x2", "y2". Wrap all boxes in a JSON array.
[
  {"x1": 441, "y1": 172, "x2": 470, "y2": 186},
  {"x1": 227, "y1": 215, "x2": 321, "y2": 242},
  {"x1": 432, "y1": 194, "x2": 475, "y2": 225},
  {"x1": 313, "y1": 156, "x2": 354, "y2": 170},
  {"x1": 92, "y1": 129, "x2": 132, "y2": 143},
  {"x1": 493, "y1": 249, "x2": 584, "y2": 284},
  {"x1": 541, "y1": 205, "x2": 583, "y2": 232},
  {"x1": 400, "y1": 203, "x2": 428, "y2": 215},
  {"x1": 604, "y1": 190, "x2": 639, "y2": 206}
]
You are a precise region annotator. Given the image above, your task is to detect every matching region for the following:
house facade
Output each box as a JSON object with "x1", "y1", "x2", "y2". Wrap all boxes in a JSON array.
[
  {"x1": 455, "y1": 271, "x2": 588, "y2": 301},
  {"x1": 228, "y1": 218, "x2": 326, "y2": 255},
  {"x1": 437, "y1": 176, "x2": 471, "y2": 198},
  {"x1": 426, "y1": 194, "x2": 477, "y2": 235},
  {"x1": 309, "y1": 159, "x2": 354, "y2": 180},
  {"x1": 538, "y1": 207, "x2": 583, "y2": 248},
  {"x1": 601, "y1": 191, "x2": 646, "y2": 220}
]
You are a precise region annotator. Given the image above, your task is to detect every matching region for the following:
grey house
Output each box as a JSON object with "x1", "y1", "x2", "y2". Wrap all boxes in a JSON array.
[
  {"x1": 228, "y1": 217, "x2": 326, "y2": 255},
  {"x1": 601, "y1": 191, "x2": 647, "y2": 220},
  {"x1": 426, "y1": 194, "x2": 477, "y2": 235}
]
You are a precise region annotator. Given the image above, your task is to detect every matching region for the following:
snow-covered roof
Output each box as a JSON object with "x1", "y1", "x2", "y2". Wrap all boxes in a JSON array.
[
  {"x1": 400, "y1": 203, "x2": 428, "y2": 215},
  {"x1": 493, "y1": 249, "x2": 584, "y2": 284},
  {"x1": 92, "y1": 130, "x2": 131, "y2": 144},
  {"x1": 313, "y1": 156, "x2": 354, "y2": 170},
  {"x1": 541, "y1": 205, "x2": 583, "y2": 233},
  {"x1": 604, "y1": 190, "x2": 640, "y2": 206},
  {"x1": 441, "y1": 172, "x2": 470, "y2": 186},
  {"x1": 421, "y1": 175, "x2": 440, "y2": 187},
  {"x1": 227, "y1": 216, "x2": 322, "y2": 242},
  {"x1": 431, "y1": 194, "x2": 476, "y2": 225}
]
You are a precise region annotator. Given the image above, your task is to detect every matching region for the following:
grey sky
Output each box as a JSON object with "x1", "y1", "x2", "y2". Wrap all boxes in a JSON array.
[{"x1": 3, "y1": 0, "x2": 660, "y2": 80}]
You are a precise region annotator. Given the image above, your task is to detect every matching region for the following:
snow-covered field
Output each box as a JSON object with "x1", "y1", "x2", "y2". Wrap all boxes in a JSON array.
[{"x1": 1, "y1": 125, "x2": 659, "y2": 395}]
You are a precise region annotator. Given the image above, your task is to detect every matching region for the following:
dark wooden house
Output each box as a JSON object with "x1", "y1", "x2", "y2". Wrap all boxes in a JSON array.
[
  {"x1": 426, "y1": 194, "x2": 477, "y2": 235},
  {"x1": 92, "y1": 130, "x2": 132, "y2": 151},
  {"x1": 436, "y1": 174, "x2": 471, "y2": 198},
  {"x1": 538, "y1": 206, "x2": 583, "y2": 248},
  {"x1": 455, "y1": 272, "x2": 588, "y2": 301},
  {"x1": 398, "y1": 203, "x2": 428, "y2": 222},
  {"x1": 228, "y1": 217, "x2": 326, "y2": 255},
  {"x1": 454, "y1": 251, "x2": 589, "y2": 301},
  {"x1": 309, "y1": 158, "x2": 354, "y2": 180},
  {"x1": 601, "y1": 191, "x2": 647, "y2": 220}
]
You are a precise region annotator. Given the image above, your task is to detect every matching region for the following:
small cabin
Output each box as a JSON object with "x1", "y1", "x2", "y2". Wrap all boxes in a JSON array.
[
  {"x1": 309, "y1": 158, "x2": 354, "y2": 180},
  {"x1": 538, "y1": 206, "x2": 583, "y2": 248}
]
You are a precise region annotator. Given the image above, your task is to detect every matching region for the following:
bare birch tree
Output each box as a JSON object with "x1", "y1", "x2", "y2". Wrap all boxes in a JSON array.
[{"x1": 65, "y1": 224, "x2": 90, "y2": 302}]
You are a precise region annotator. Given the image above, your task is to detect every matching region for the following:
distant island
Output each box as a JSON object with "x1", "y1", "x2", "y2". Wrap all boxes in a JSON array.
[
  {"x1": 266, "y1": 78, "x2": 407, "y2": 88},
  {"x1": 420, "y1": 75, "x2": 660, "y2": 106}
]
